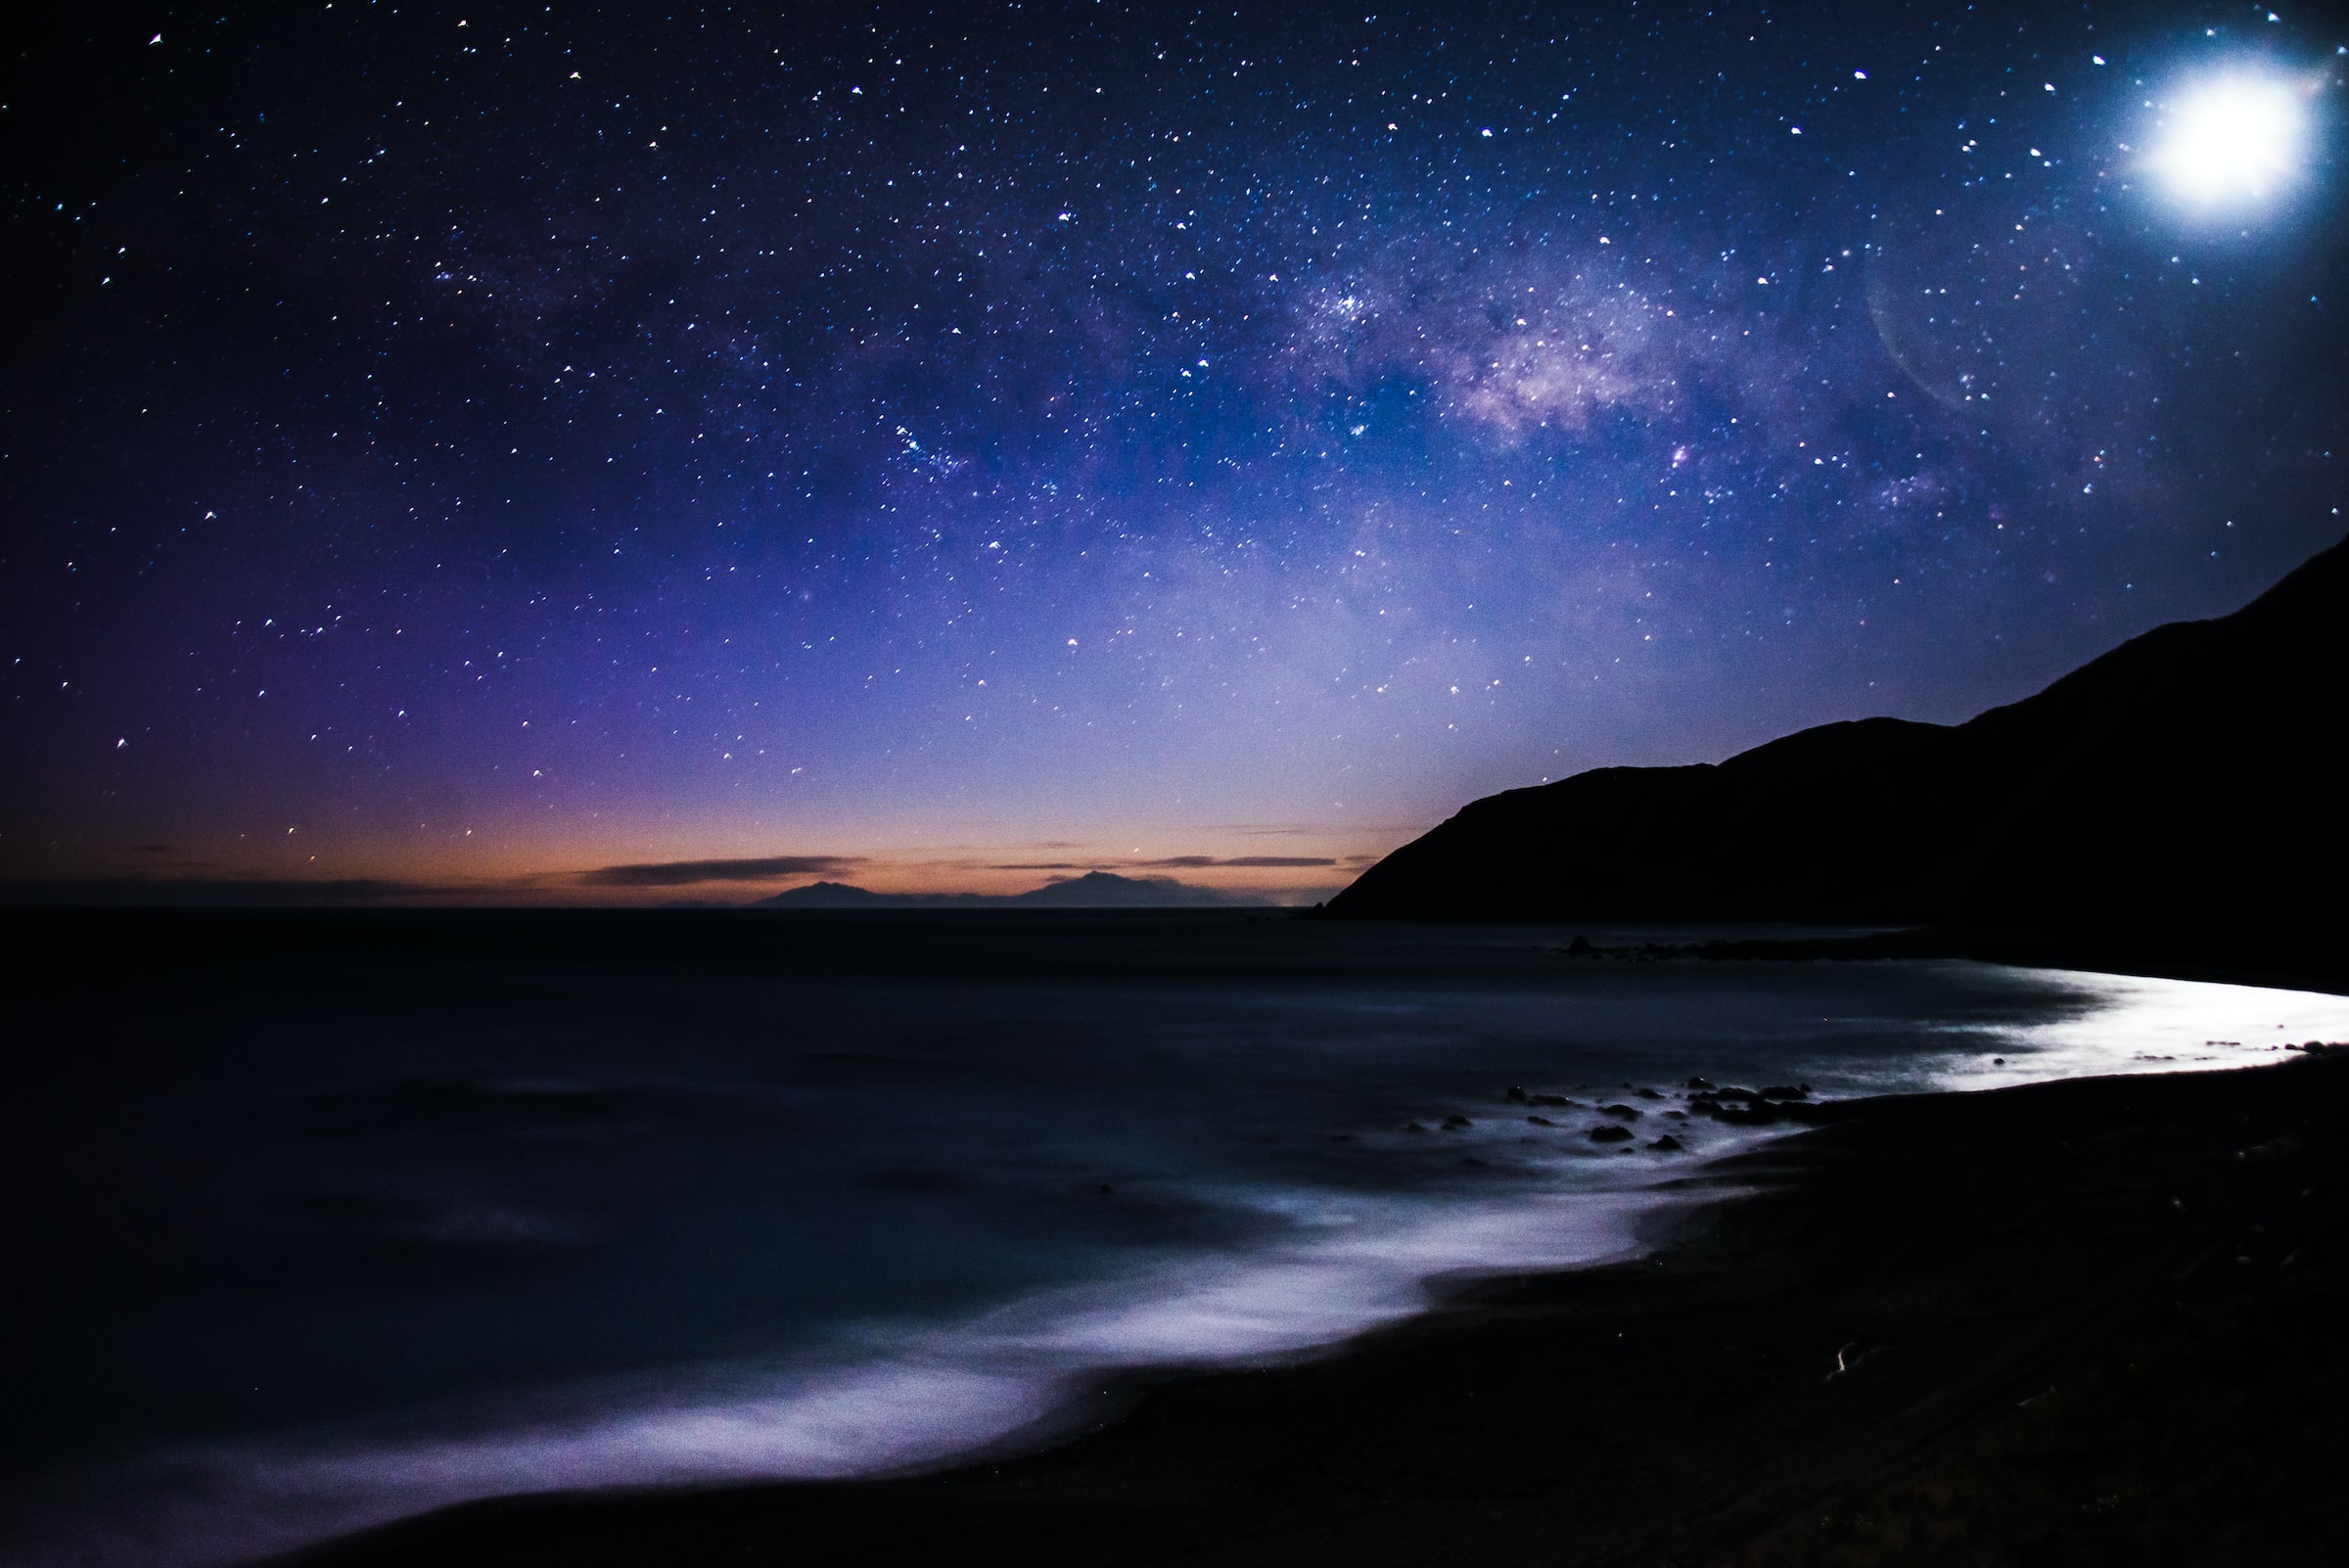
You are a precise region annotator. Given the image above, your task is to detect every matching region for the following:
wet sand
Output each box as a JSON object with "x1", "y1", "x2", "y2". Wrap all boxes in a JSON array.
[{"x1": 285, "y1": 1048, "x2": 2349, "y2": 1567}]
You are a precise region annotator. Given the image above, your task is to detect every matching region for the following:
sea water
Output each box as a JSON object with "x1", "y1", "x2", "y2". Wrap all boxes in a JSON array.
[{"x1": 5, "y1": 913, "x2": 2345, "y2": 1566}]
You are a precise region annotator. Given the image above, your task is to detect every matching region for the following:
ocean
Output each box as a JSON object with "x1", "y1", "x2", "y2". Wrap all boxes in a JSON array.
[{"x1": 6, "y1": 911, "x2": 2346, "y2": 1566}]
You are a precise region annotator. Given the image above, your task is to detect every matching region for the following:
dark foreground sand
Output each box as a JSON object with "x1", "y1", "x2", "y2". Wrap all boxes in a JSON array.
[{"x1": 288, "y1": 1051, "x2": 2349, "y2": 1568}]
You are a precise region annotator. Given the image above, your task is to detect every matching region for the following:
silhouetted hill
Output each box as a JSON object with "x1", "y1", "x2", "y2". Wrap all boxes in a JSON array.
[
  {"x1": 1329, "y1": 535, "x2": 2347, "y2": 957},
  {"x1": 759, "y1": 872, "x2": 1255, "y2": 909},
  {"x1": 757, "y1": 881, "x2": 990, "y2": 909},
  {"x1": 1008, "y1": 871, "x2": 1249, "y2": 907}
]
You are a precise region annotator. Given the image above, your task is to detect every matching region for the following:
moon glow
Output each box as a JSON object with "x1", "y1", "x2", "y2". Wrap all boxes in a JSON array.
[{"x1": 2151, "y1": 72, "x2": 2308, "y2": 208}]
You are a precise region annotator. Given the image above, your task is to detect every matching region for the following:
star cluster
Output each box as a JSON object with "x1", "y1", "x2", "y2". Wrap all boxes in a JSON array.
[{"x1": 3, "y1": 1, "x2": 2343, "y2": 898}]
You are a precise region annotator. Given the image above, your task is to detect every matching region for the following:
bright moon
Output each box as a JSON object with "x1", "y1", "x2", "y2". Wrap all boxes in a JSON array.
[{"x1": 2152, "y1": 73, "x2": 2308, "y2": 207}]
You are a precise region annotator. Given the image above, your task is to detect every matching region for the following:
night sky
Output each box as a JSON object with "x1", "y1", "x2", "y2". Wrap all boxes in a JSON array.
[{"x1": 3, "y1": 1, "x2": 2343, "y2": 902}]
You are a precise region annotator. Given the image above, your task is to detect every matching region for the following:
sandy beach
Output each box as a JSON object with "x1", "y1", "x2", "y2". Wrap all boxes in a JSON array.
[{"x1": 281, "y1": 1043, "x2": 2349, "y2": 1567}]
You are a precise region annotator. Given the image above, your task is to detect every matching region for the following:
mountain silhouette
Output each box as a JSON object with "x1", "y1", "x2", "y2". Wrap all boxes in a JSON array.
[
  {"x1": 1328, "y1": 534, "x2": 2346, "y2": 949},
  {"x1": 1006, "y1": 870, "x2": 1248, "y2": 907},
  {"x1": 760, "y1": 871, "x2": 1253, "y2": 909},
  {"x1": 756, "y1": 881, "x2": 983, "y2": 908}
]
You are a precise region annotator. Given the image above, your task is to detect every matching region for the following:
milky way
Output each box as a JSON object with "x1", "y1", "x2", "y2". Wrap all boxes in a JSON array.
[{"x1": 4, "y1": 1, "x2": 2343, "y2": 899}]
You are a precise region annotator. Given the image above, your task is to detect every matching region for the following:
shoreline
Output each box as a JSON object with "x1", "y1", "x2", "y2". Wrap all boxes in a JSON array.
[
  {"x1": 283, "y1": 1050, "x2": 2349, "y2": 1567},
  {"x1": 1689, "y1": 922, "x2": 2349, "y2": 999}
]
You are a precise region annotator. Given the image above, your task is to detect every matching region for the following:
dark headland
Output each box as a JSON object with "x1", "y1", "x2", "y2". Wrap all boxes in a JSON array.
[{"x1": 1326, "y1": 532, "x2": 2347, "y2": 992}]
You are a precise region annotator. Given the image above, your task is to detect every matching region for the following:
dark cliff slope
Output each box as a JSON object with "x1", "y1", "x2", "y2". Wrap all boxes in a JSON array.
[{"x1": 1328, "y1": 534, "x2": 2346, "y2": 933}]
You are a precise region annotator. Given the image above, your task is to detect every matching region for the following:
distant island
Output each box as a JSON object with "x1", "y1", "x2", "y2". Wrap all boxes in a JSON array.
[
  {"x1": 1328, "y1": 533, "x2": 2345, "y2": 984},
  {"x1": 760, "y1": 869, "x2": 1260, "y2": 909}
]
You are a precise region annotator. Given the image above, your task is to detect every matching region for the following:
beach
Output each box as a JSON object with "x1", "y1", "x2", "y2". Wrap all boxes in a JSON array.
[
  {"x1": 285, "y1": 1044, "x2": 2349, "y2": 1567},
  {"x1": 4, "y1": 911, "x2": 2343, "y2": 1566}
]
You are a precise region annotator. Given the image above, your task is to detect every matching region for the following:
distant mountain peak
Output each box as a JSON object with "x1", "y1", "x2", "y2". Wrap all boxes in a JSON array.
[
  {"x1": 758, "y1": 870, "x2": 1258, "y2": 909},
  {"x1": 1012, "y1": 870, "x2": 1247, "y2": 907}
]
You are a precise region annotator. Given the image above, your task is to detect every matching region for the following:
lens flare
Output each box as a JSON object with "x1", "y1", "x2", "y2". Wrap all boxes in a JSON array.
[{"x1": 2151, "y1": 72, "x2": 2309, "y2": 207}]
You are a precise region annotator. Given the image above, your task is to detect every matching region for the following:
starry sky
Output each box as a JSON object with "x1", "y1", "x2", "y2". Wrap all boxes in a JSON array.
[{"x1": 2, "y1": 1, "x2": 2343, "y2": 903}]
